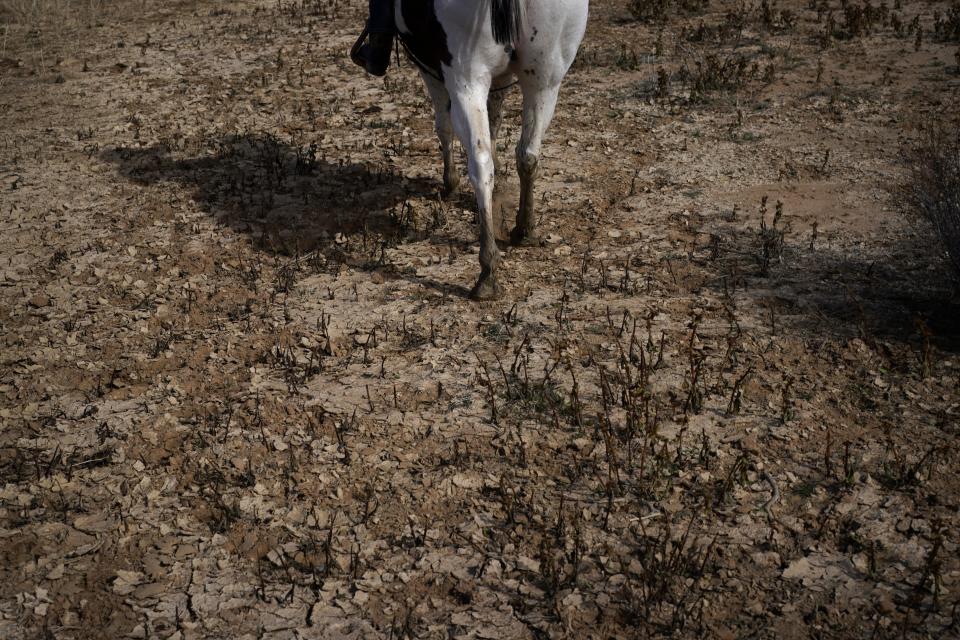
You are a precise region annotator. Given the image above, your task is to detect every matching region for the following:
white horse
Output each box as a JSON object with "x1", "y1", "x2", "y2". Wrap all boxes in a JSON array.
[{"x1": 395, "y1": 0, "x2": 589, "y2": 300}]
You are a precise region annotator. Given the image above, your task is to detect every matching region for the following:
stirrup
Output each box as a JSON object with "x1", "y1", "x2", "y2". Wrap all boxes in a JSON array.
[{"x1": 350, "y1": 26, "x2": 370, "y2": 68}]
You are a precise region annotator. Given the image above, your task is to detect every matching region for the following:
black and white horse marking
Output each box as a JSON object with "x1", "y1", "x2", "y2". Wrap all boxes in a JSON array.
[{"x1": 395, "y1": 0, "x2": 589, "y2": 300}]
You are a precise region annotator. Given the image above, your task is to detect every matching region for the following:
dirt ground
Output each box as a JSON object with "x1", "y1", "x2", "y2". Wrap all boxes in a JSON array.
[{"x1": 1, "y1": 0, "x2": 959, "y2": 638}]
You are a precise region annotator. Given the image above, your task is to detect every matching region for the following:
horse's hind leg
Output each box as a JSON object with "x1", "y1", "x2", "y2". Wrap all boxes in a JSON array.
[
  {"x1": 449, "y1": 86, "x2": 501, "y2": 300},
  {"x1": 422, "y1": 73, "x2": 460, "y2": 197},
  {"x1": 511, "y1": 81, "x2": 561, "y2": 246}
]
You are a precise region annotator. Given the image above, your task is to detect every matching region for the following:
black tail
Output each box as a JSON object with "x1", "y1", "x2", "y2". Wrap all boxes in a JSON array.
[{"x1": 491, "y1": 0, "x2": 523, "y2": 45}]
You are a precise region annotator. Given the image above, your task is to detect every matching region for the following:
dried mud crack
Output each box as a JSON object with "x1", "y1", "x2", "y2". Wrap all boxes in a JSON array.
[{"x1": 1, "y1": 0, "x2": 959, "y2": 638}]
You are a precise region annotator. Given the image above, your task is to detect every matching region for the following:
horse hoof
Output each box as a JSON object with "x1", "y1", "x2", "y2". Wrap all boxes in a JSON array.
[
  {"x1": 469, "y1": 276, "x2": 503, "y2": 301},
  {"x1": 509, "y1": 226, "x2": 544, "y2": 247}
]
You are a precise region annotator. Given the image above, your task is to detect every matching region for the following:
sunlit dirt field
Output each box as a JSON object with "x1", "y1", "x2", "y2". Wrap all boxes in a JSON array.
[{"x1": 1, "y1": 0, "x2": 959, "y2": 637}]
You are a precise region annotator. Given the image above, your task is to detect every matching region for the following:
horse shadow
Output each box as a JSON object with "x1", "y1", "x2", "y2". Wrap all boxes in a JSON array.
[{"x1": 100, "y1": 133, "x2": 443, "y2": 259}]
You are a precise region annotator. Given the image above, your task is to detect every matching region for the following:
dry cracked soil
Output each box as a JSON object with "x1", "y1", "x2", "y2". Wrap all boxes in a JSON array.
[{"x1": 1, "y1": 0, "x2": 959, "y2": 638}]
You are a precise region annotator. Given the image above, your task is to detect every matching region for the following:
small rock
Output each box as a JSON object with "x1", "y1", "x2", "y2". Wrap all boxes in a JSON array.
[
  {"x1": 877, "y1": 595, "x2": 896, "y2": 614},
  {"x1": 740, "y1": 435, "x2": 760, "y2": 454},
  {"x1": 516, "y1": 556, "x2": 540, "y2": 573},
  {"x1": 746, "y1": 601, "x2": 765, "y2": 616},
  {"x1": 451, "y1": 611, "x2": 472, "y2": 626}
]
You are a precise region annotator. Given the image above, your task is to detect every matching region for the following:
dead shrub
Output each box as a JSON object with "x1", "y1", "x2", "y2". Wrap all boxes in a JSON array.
[
  {"x1": 933, "y1": 1, "x2": 960, "y2": 42},
  {"x1": 835, "y1": 0, "x2": 888, "y2": 39},
  {"x1": 629, "y1": 0, "x2": 708, "y2": 23},
  {"x1": 676, "y1": 52, "x2": 773, "y2": 102},
  {"x1": 899, "y1": 123, "x2": 960, "y2": 278}
]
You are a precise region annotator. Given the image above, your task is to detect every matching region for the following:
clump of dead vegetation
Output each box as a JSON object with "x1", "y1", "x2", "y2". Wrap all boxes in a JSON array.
[
  {"x1": 638, "y1": 0, "x2": 783, "y2": 104},
  {"x1": 899, "y1": 123, "x2": 960, "y2": 278},
  {"x1": 933, "y1": 1, "x2": 960, "y2": 42},
  {"x1": 707, "y1": 196, "x2": 787, "y2": 277},
  {"x1": 629, "y1": 0, "x2": 709, "y2": 23},
  {"x1": 676, "y1": 51, "x2": 775, "y2": 102},
  {"x1": 829, "y1": 0, "x2": 890, "y2": 40}
]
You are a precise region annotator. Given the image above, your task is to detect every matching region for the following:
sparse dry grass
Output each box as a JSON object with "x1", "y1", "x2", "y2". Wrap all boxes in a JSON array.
[
  {"x1": 0, "y1": 0, "x2": 108, "y2": 71},
  {"x1": 628, "y1": 0, "x2": 708, "y2": 24},
  {"x1": 1, "y1": 0, "x2": 959, "y2": 638},
  {"x1": 0, "y1": 0, "x2": 104, "y2": 26}
]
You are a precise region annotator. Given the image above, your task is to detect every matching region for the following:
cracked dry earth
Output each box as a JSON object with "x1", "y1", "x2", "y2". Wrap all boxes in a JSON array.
[{"x1": 2, "y1": 0, "x2": 960, "y2": 638}]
